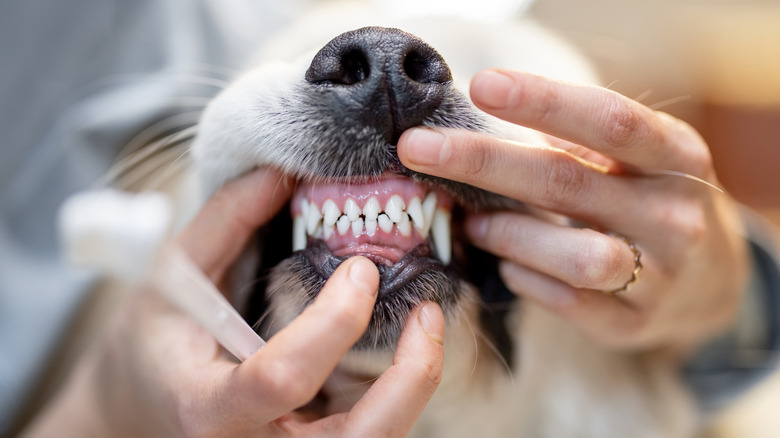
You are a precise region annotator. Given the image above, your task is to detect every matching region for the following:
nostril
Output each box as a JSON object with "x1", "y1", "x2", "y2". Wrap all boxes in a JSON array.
[
  {"x1": 306, "y1": 27, "x2": 454, "y2": 145},
  {"x1": 338, "y1": 49, "x2": 370, "y2": 85},
  {"x1": 403, "y1": 50, "x2": 450, "y2": 84},
  {"x1": 306, "y1": 48, "x2": 370, "y2": 85}
]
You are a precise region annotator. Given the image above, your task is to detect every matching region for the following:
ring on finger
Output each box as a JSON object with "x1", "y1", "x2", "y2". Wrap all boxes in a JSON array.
[{"x1": 604, "y1": 233, "x2": 643, "y2": 295}]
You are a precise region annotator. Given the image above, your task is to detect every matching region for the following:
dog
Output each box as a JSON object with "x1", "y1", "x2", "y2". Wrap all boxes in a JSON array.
[{"x1": 116, "y1": 2, "x2": 698, "y2": 436}]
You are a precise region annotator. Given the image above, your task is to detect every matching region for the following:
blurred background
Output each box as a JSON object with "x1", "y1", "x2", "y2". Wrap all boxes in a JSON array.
[
  {"x1": 530, "y1": 0, "x2": 780, "y2": 226},
  {"x1": 528, "y1": 1, "x2": 780, "y2": 436},
  {"x1": 1, "y1": 0, "x2": 777, "y2": 436}
]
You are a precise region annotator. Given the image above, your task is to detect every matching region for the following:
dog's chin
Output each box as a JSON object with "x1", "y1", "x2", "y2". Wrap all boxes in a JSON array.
[{"x1": 263, "y1": 239, "x2": 463, "y2": 351}]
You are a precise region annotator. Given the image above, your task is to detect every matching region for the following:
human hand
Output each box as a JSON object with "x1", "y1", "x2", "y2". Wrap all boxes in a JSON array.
[
  {"x1": 25, "y1": 168, "x2": 444, "y2": 438},
  {"x1": 398, "y1": 69, "x2": 749, "y2": 356}
]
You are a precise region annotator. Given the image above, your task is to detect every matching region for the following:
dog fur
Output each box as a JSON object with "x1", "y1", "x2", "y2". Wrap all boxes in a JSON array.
[{"x1": 121, "y1": 2, "x2": 698, "y2": 436}]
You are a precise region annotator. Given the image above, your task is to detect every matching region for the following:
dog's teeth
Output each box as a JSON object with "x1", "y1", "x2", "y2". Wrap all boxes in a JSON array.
[
  {"x1": 300, "y1": 198, "x2": 310, "y2": 219},
  {"x1": 323, "y1": 222, "x2": 335, "y2": 240},
  {"x1": 385, "y1": 195, "x2": 405, "y2": 223},
  {"x1": 397, "y1": 214, "x2": 412, "y2": 236},
  {"x1": 431, "y1": 208, "x2": 451, "y2": 264},
  {"x1": 306, "y1": 202, "x2": 322, "y2": 235},
  {"x1": 365, "y1": 218, "x2": 377, "y2": 236},
  {"x1": 407, "y1": 196, "x2": 424, "y2": 231},
  {"x1": 363, "y1": 197, "x2": 380, "y2": 221},
  {"x1": 378, "y1": 213, "x2": 393, "y2": 233},
  {"x1": 345, "y1": 198, "x2": 360, "y2": 222},
  {"x1": 292, "y1": 215, "x2": 306, "y2": 251},
  {"x1": 322, "y1": 199, "x2": 340, "y2": 226},
  {"x1": 337, "y1": 215, "x2": 350, "y2": 236},
  {"x1": 351, "y1": 217, "x2": 364, "y2": 237},
  {"x1": 421, "y1": 192, "x2": 437, "y2": 238}
]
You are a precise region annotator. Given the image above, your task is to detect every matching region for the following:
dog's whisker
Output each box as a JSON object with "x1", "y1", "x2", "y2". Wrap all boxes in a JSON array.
[
  {"x1": 461, "y1": 314, "x2": 481, "y2": 379},
  {"x1": 119, "y1": 111, "x2": 203, "y2": 160},
  {"x1": 648, "y1": 95, "x2": 692, "y2": 110},
  {"x1": 475, "y1": 329, "x2": 515, "y2": 387},
  {"x1": 112, "y1": 142, "x2": 191, "y2": 190},
  {"x1": 633, "y1": 89, "x2": 653, "y2": 103},
  {"x1": 101, "y1": 126, "x2": 198, "y2": 188},
  {"x1": 143, "y1": 148, "x2": 193, "y2": 191}
]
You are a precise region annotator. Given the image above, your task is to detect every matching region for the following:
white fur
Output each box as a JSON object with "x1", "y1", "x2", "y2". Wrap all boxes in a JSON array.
[{"x1": 183, "y1": 2, "x2": 698, "y2": 436}]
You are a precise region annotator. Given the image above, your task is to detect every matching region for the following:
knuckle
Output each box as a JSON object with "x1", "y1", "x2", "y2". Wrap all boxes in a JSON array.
[
  {"x1": 261, "y1": 361, "x2": 319, "y2": 408},
  {"x1": 571, "y1": 233, "x2": 627, "y2": 288},
  {"x1": 659, "y1": 113, "x2": 715, "y2": 176},
  {"x1": 484, "y1": 215, "x2": 521, "y2": 256},
  {"x1": 603, "y1": 96, "x2": 648, "y2": 150},
  {"x1": 461, "y1": 139, "x2": 494, "y2": 179},
  {"x1": 542, "y1": 153, "x2": 589, "y2": 210},
  {"x1": 660, "y1": 201, "x2": 708, "y2": 247},
  {"x1": 528, "y1": 81, "x2": 560, "y2": 125}
]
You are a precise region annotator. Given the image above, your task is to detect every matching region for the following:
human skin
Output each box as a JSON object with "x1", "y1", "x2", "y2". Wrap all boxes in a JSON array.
[
  {"x1": 22, "y1": 168, "x2": 445, "y2": 438},
  {"x1": 398, "y1": 69, "x2": 749, "y2": 357}
]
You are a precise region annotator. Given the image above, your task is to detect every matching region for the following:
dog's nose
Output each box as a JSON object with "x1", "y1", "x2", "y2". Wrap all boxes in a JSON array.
[{"x1": 305, "y1": 27, "x2": 452, "y2": 143}]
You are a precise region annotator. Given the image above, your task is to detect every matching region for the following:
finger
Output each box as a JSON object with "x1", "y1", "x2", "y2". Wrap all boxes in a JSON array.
[
  {"x1": 469, "y1": 69, "x2": 712, "y2": 176},
  {"x1": 466, "y1": 213, "x2": 637, "y2": 291},
  {"x1": 498, "y1": 261, "x2": 653, "y2": 349},
  {"x1": 230, "y1": 257, "x2": 379, "y2": 423},
  {"x1": 315, "y1": 302, "x2": 445, "y2": 437},
  {"x1": 176, "y1": 167, "x2": 293, "y2": 281},
  {"x1": 398, "y1": 126, "x2": 637, "y2": 230}
]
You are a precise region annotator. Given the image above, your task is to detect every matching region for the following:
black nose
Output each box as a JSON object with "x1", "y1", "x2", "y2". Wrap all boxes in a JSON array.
[{"x1": 305, "y1": 27, "x2": 452, "y2": 144}]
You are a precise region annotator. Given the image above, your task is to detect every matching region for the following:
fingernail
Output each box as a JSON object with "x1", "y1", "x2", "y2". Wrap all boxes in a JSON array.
[
  {"x1": 471, "y1": 69, "x2": 516, "y2": 109},
  {"x1": 418, "y1": 302, "x2": 444, "y2": 346},
  {"x1": 347, "y1": 257, "x2": 379, "y2": 298},
  {"x1": 465, "y1": 215, "x2": 489, "y2": 240},
  {"x1": 403, "y1": 128, "x2": 449, "y2": 167}
]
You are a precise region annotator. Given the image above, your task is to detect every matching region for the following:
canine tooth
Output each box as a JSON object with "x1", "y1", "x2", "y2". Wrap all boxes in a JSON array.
[
  {"x1": 421, "y1": 192, "x2": 437, "y2": 238},
  {"x1": 363, "y1": 197, "x2": 380, "y2": 221},
  {"x1": 337, "y1": 215, "x2": 350, "y2": 236},
  {"x1": 378, "y1": 213, "x2": 393, "y2": 233},
  {"x1": 407, "y1": 196, "x2": 424, "y2": 230},
  {"x1": 422, "y1": 193, "x2": 437, "y2": 223},
  {"x1": 431, "y1": 208, "x2": 451, "y2": 264},
  {"x1": 301, "y1": 198, "x2": 310, "y2": 218},
  {"x1": 385, "y1": 195, "x2": 405, "y2": 223},
  {"x1": 351, "y1": 217, "x2": 364, "y2": 237},
  {"x1": 323, "y1": 223, "x2": 335, "y2": 240},
  {"x1": 345, "y1": 198, "x2": 360, "y2": 222},
  {"x1": 365, "y1": 218, "x2": 377, "y2": 236},
  {"x1": 292, "y1": 215, "x2": 306, "y2": 251},
  {"x1": 322, "y1": 199, "x2": 340, "y2": 226},
  {"x1": 397, "y1": 214, "x2": 411, "y2": 236},
  {"x1": 306, "y1": 203, "x2": 322, "y2": 235}
]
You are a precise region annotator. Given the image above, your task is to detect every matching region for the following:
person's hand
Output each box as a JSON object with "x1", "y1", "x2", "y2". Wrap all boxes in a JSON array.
[
  {"x1": 398, "y1": 69, "x2": 749, "y2": 356},
  {"x1": 24, "y1": 168, "x2": 444, "y2": 438}
]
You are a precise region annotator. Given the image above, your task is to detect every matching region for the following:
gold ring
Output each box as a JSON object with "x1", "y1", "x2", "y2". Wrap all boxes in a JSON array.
[{"x1": 604, "y1": 234, "x2": 643, "y2": 295}]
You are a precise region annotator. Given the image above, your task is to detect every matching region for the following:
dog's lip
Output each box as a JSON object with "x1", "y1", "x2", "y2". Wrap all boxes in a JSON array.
[{"x1": 301, "y1": 240, "x2": 443, "y2": 299}]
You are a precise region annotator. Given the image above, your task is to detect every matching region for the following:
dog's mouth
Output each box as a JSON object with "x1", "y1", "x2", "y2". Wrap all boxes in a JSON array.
[
  {"x1": 235, "y1": 26, "x2": 517, "y2": 353},
  {"x1": 254, "y1": 172, "x2": 464, "y2": 350},
  {"x1": 291, "y1": 173, "x2": 453, "y2": 268}
]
